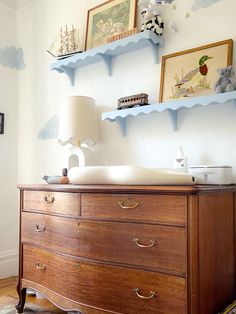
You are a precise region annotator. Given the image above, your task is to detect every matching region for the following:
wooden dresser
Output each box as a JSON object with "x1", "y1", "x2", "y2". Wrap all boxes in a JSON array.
[{"x1": 16, "y1": 184, "x2": 236, "y2": 314}]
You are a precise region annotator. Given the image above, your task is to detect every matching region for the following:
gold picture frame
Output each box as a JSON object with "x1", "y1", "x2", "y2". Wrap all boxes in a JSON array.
[
  {"x1": 159, "y1": 39, "x2": 233, "y2": 103},
  {"x1": 85, "y1": 0, "x2": 137, "y2": 51}
]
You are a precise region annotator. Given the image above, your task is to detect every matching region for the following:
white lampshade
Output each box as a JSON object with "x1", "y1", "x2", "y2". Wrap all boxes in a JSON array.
[{"x1": 58, "y1": 96, "x2": 98, "y2": 148}]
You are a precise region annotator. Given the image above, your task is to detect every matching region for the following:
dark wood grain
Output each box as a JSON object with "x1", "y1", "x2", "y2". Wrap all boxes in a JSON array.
[
  {"x1": 16, "y1": 190, "x2": 26, "y2": 313},
  {"x1": 23, "y1": 190, "x2": 80, "y2": 217},
  {"x1": 81, "y1": 193, "x2": 187, "y2": 226},
  {"x1": 17, "y1": 184, "x2": 236, "y2": 314},
  {"x1": 17, "y1": 184, "x2": 236, "y2": 194},
  {"x1": 23, "y1": 244, "x2": 186, "y2": 314},
  {"x1": 21, "y1": 212, "x2": 186, "y2": 275},
  {"x1": 198, "y1": 192, "x2": 235, "y2": 314},
  {"x1": 21, "y1": 279, "x2": 121, "y2": 314},
  {"x1": 187, "y1": 195, "x2": 199, "y2": 314}
]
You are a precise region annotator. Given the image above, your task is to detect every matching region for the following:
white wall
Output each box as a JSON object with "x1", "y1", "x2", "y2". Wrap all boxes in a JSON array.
[
  {"x1": 0, "y1": 4, "x2": 18, "y2": 278},
  {"x1": 16, "y1": 0, "x2": 236, "y2": 184},
  {"x1": 0, "y1": 0, "x2": 231, "y2": 280}
]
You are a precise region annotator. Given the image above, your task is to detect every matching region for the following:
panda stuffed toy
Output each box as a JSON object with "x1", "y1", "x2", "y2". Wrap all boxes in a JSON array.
[{"x1": 141, "y1": 10, "x2": 164, "y2": 36}]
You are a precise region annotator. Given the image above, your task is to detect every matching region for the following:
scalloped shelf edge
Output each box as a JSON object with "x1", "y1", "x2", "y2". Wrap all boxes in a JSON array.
[
  {"x1": 50, "y1": 30, "x2": 164, "y2": 85},
  {"x1": 102, "y1": 91, "x2": 236, "y2": 135}
]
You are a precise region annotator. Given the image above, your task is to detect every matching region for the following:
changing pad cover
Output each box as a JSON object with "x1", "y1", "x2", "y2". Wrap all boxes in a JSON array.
[{"x1": 68, "y1": 165, "x2": 195, "y2": 185}]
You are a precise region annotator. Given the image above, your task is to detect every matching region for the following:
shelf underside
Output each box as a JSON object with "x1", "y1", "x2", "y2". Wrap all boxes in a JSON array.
[{"x1": 102, "y1": 91, "x2": 236, "y2": 135}]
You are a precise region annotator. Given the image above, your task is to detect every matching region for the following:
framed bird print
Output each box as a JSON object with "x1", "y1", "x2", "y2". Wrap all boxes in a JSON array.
[{"x1": 159, "y1": 39, "x2": 233, "y2": 103}]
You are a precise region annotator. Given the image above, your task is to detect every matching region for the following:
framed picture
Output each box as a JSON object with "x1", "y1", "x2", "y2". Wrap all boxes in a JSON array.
[
  {"x1": 85, "y1": 0, "x2": 137, "y2": 50},
  {"x1": 0, "y1": 113, "x2": 4, "y2": 134},
  {"x1": 159, "y1": 39, "x2": 233, "y2": 103}
]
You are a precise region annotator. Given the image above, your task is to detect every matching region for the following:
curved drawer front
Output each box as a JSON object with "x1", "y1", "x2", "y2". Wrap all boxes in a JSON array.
[
  {"x1": 23, "y1": 191, "x2": 80, "y2": 217},
  {"x1": 81, "y1": 193, "x2": 186, "y2": 226},
  {"x1": 23, "y1": 245, "x2": 186, "y2": 314},
  {"x1": 22, "y1": 212, "x2": 186, "y2": 274}
]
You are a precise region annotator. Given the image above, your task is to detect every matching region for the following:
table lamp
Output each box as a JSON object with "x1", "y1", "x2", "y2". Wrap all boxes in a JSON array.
[{"x1": 58, "y1": 96, "x2": 98, "y2": 169}]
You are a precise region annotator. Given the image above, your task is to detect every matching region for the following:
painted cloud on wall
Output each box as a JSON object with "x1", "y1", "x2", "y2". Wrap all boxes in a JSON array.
[
  {"x1": 0, "y1": 46, "x2": 25, "y2": 69},
  {"x1": 38, "y1": 115, "x2": 59, "y2": 140},
  {"x1": 192, "y1": 0, "x2": 222, "y2": 11}
]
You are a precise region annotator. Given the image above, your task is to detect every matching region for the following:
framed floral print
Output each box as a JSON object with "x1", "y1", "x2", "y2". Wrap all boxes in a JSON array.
[{"x1": 85, "y1": 0, "x2": 137, "y2": 50}]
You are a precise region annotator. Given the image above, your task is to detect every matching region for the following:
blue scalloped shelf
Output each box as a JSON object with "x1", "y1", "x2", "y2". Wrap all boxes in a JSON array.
[
  {"x1": 102, "y1": 91, "x2": 236, "y2": 136},
  {"x1": 50, "y1": 30, "x2": 164, "y2": 85}
]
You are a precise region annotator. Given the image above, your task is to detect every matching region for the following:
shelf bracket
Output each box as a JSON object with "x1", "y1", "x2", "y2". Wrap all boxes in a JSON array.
[
  {"x1": 61, "y1": 66, "x2": 75, "y2": 85},
  {"x1": 146, "y1": 41, "x2": 159, "y2": 64},
  {"x1": 167, "y1": 109, "x2": 177, "y2": 131},
  {"x1": 115, "y1": 117, "x2": 126, "y2": 136},
  {"x1": 97, "y1": 53, "x2": 112, "y2": 76}
]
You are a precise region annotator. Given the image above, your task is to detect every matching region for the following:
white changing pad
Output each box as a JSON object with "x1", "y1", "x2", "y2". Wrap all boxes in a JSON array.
[{"x1": 68, "y1": 165, "x2": 195, "y2": 185}]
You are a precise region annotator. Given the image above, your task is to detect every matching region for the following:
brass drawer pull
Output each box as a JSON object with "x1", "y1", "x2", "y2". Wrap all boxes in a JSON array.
[
  {"x1": 35, "y1": 224, "x2": 46, "y2": 232},
  {"x1": 44, "y1": 194, "x2": 55, "y2": 204},
  {"x1": 132, "y1": 288, "x2": 157, "y2": 299},
  {"x1": 118, "y1": 200, "x2": 140, "y2": 209},
  {"x1": 132, "y1": 238, "x2": 156, "y2": 248},
  {"x1": 36, "y1": 263, "x2": 46, "y2": 271}
]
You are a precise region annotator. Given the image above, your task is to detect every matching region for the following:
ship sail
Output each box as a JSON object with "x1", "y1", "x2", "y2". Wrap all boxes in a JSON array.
[{"x1": 48, "y1": 25, "x2": 82, "y2": 59}]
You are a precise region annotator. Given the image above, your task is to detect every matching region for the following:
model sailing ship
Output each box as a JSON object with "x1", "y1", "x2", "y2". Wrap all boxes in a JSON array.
[{"x1": 47, "y1": 25, "x2": 82, "y2": 59}]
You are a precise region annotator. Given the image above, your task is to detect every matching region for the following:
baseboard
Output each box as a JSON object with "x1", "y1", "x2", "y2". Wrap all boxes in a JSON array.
[
  {"x1": 0, "y1": 276, "x2": 17, "y2": 286},
  {"x1": 0, "y1": 250, "x2": 18, "y2": 279}
]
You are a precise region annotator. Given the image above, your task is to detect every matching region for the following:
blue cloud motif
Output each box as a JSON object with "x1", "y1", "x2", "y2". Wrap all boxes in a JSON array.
[
  {"x1": 38, "y1": 115, "x2": 59, "y2": 140},
  {"x1": 192, "y1": 0, "x2": 222, "y2": 11},
  {"x1": 0, "y1": 46, "x2": 25, "y2": 69}
]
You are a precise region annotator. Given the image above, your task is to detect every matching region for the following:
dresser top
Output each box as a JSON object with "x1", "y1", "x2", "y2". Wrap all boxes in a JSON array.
[{"x1": 17, "y1": 184, "x2": 236, "y2": 195}]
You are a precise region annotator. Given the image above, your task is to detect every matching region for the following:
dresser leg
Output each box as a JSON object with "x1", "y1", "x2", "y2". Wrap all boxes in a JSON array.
[{"x1": 16, "y1": 288, "x2": 26, "y2": 313}]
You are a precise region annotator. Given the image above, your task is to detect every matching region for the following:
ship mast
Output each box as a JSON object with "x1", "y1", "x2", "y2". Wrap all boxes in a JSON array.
[
  {"x1": 48, "y1": 25, "x2": 81, "y2": 58},
  {"x1": 71, "y1": 25, "x2": 77, "y2": 52},
  {"x1": 59, "y1": 27, "x2": 64, "y2": 56},
  {"x1": 64, "y1": 25, "x2": 69, "y2": 54}
]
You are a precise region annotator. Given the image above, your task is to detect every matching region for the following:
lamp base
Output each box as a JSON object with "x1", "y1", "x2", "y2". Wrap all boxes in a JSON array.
[{"x1": 67, "y1": 146, "x2": 85, "y2": 169}]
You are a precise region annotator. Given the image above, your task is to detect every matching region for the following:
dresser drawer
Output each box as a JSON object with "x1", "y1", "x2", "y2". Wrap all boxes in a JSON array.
[
  {"x1": 81, "y1": 193, "x2": 187, "y2": 226},
  {"x1": 21, "y1": 212, "x2": 186, "y2": 274},
  {"x1": 23, "y1": 245, "x2": 186, "y2": 314},
  {"x1": 23, "y1": 191, "x2": 80, "y2": 217}
]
